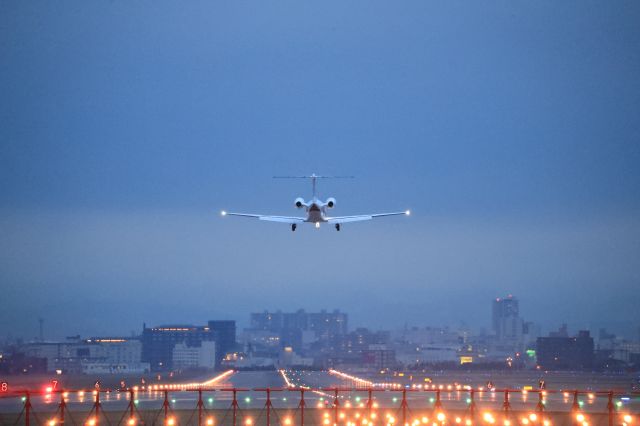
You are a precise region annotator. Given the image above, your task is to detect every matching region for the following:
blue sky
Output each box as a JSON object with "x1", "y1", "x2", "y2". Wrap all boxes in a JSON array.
[{"x1": 1, "y1": 1, "x2": 639, "y2": 340}]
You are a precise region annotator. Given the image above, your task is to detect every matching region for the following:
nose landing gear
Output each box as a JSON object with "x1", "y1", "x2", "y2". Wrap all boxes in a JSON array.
[
  {"x1": 335, "y1": 224, "x2": 340, "y2": 232},
  {"x1": 291, "y1": 224, "x2": 297, "y2": 232}
]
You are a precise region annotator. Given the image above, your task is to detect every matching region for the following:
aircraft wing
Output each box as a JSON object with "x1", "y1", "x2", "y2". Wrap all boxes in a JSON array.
[
  {"x1": 327, "y1": 211, "x2": 410, "y2": 224},
  {"x1": 222, "y1": 212, "x2": 305, "y2": 224}
]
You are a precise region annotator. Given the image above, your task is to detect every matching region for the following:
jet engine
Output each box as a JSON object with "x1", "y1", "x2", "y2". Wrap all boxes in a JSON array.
[
  {"x1": 294, "y1": 197, "x2": 306, "y2": 208},
  {"x1": 325, "y1": 197, "x2": 336, "y2": 208}
]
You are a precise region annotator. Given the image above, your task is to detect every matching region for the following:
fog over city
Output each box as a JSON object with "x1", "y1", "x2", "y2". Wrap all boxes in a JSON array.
[{"x1": 1, "y1": 1, "x2": 639, "y2": 342}]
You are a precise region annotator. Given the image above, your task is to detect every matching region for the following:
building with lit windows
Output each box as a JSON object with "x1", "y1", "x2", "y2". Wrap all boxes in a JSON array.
[
  {"x1": 141, "y1": 321, "x2": 236, "y2": 371},
  {"x1": 141, "y1": 324, "x2": 214, "y2": 371},
  {"x1": 208, "y1": 320, "x2": 237, "y2": 366}
]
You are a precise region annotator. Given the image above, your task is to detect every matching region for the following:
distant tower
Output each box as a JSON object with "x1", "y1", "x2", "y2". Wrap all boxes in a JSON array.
[
  {"x1": 492, "y1": 295, "x2": 522, "y2": 345},
  {"x1": 38, "y1": 317, "x2": 44, "y2": 342}
]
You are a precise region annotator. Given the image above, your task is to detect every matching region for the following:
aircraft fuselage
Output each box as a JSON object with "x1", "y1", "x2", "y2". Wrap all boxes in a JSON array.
[{"x1": 303, "y1": 198, "x2": 329, "y2": 223}]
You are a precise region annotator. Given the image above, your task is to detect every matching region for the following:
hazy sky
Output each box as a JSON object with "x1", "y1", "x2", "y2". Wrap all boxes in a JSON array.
[{"x1": 1, "y1": 1, "x2": 639, "y2": 340}]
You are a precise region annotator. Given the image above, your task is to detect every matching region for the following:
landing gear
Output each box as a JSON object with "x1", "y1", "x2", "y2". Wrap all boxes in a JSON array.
[
  {"x1": 335, "y1": 224, "x2": 341, "y2": 232},
  {"x1": 291, "y1": 224, "x2": 297, "y2": 232}
]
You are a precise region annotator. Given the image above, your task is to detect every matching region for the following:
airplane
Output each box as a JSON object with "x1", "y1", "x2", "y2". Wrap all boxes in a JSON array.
[{"x1": 221, "y1": 174, "x2": 410, "y2": 231}]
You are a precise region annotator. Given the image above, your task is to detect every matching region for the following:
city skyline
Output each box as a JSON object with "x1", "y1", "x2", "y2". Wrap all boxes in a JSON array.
[
  {"x1": 6, "y1": 305, "x2": 638, "y2": 376},
  {"x1": 6, "y1": 299, "x2": 638, "y2": 344}
]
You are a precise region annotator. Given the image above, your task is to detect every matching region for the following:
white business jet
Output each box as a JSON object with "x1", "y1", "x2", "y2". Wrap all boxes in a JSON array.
[{"x1": 221, "y1": 174, "x2": 410, "y2": 231}]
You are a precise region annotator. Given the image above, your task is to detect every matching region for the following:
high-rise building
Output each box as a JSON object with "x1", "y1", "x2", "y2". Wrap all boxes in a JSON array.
[
  {"x1": 208, "y1": 320, "x2": 237, "y2": 366},
  {"x1": 141, "y1": 321, "x2": 236, "y2": 371},
  {"x1": 249, "y1": 309, "x2": 348, "y2": 351},
  {"x1": 307, "y1": 310, "x2": 348, "y2": 341},
  {"x1": 250, "y1": 311, "x2": 286, "y2": 332},
  {"x1": 141, "y1": 324, "x2": 214, "y2": 371},
  {"x1": 492, "y1": 295, "x2": 523, "y2": 351}
]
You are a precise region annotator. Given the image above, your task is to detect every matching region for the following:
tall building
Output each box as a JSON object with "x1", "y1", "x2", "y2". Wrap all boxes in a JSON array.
[
  {"x1": 141, "y1": 321, "x2": 236, "y2": 371},
  {"x1": 249, "y1": 309, "x2": 348, "y2": 351},
  {"x1": 208, "y1": 320, "x2": 237, "y2": 366},
  {"x1": 250, "y1": 311, "x2": 286, "y2": 332},
  {"x1": 141, "y1": 325, "x2": 214, "y2": 371},
  {"x1": 307, "y1": 310, "x2": 348, "y2": 341},
  {"x1": 492, "y1": 295, "x2": 523, "y2": 351}
]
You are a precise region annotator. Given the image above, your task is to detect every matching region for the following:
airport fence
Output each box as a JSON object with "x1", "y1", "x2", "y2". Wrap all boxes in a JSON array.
[{"x1": 0, "y1": 387, "x2": 638, "y2": 426}]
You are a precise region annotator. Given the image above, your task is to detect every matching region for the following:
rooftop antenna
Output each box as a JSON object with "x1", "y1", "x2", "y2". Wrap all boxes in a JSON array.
[{"x1": 273, "y1": 174, "x2": 354, "y2": 198}]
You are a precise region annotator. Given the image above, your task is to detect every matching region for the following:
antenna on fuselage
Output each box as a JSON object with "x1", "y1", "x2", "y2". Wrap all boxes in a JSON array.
[{"x1": 273, "y1": 174, "x2": 355, "y2": 198}]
